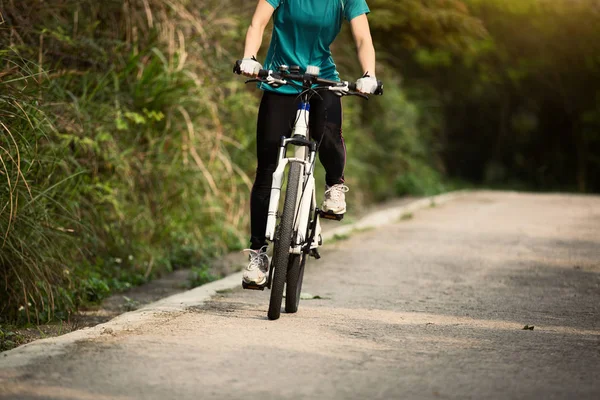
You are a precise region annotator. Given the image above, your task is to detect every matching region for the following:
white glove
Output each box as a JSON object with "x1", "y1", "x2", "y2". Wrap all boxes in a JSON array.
[
  {"x1": 356, "y1": 76, "x2": 379, "y2": 94},
  {"x1": 239, "y1": 57, "x2": 262, "y2": 76}
]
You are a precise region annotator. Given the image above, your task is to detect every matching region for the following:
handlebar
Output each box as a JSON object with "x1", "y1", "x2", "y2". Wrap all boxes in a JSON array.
[{"x1": 233, "y1": 60, "x2": 384, "y2": 98}]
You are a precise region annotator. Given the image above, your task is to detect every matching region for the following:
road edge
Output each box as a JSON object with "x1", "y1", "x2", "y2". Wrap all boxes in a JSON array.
[{"x1": 0, "y1": 190, "x2": 468, "y2": 368}]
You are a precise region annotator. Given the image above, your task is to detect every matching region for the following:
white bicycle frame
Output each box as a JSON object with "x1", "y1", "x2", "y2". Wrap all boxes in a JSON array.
[{"x1": 264, "y1": 102, "x2": 322, "y2": 255}]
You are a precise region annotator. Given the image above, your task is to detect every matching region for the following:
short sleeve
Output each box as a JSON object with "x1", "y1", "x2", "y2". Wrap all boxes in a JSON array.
[
  {"x1": 344, "y1": 0, "x2": 370, "y2": 21},
  {"x1": 266, "y1": 0, "x2": 281, "y2": 9}
]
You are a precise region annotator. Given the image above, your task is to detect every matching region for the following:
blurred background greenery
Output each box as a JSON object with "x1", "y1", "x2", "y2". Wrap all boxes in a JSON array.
[{"x1": 1, "y1": 0, "x2": 598, "y2": 324}]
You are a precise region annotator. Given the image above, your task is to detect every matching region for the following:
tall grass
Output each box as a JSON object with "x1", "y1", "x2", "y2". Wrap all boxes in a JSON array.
[
  {"x1": 1, "y1": 0, "x2": 259, "y2": 322},
  {"x1": 0, "y1": 0, "x2": 442, "y2": 323},
  {"x1": 0, "y1": 52, "x2": 80, "y2": 321}
]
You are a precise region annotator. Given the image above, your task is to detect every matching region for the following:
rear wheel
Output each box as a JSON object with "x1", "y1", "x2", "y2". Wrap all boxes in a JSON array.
[
  {"x1": 285, "y1": 253, "x2": 306, "y2": 313},
  {"x1": 267, "y1": 162, "x2": 302, "y2": 320}
]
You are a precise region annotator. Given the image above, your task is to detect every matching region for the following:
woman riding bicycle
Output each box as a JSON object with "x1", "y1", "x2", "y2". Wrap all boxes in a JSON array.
[{"x1": 238, "y1": 0, "x2": 380, "y2": 285}]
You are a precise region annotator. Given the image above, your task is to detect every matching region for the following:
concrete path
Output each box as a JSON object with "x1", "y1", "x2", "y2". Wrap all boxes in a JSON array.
[{"x1": 1, "y1": 192, "x2": 599, "y2": 400}]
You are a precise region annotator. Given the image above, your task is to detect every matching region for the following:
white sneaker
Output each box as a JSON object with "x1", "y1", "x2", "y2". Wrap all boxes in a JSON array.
[
  {"x1": 322, "y1": 184, "x2": 349, "y2": 214},
  {"x1": 242, "y1": 246, "x2": 269, "y2": 285}
]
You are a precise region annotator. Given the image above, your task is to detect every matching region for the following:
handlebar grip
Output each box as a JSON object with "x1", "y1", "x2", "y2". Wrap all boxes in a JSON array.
[
  {"x1": 374, "y1": 81, "x2": 384, "y2": 96},
  {"x1": 234, "y1": 62, "x2": 272, "y2": 78},
  {"x1": 347, "y1": 81, "x2": 383, "y2": 95},
  {"x1": 233, "y1": 60, "x2": 242, "y2": 75}
]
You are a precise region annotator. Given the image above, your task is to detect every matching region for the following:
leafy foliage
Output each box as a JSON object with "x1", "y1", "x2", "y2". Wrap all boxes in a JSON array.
[
  {"x1": 369, "y1": 0, "x2": 487, "y2": 53},
  {"x1": 374, "y1": 0, "x2": 600, "y2": 191},
  {"x1": 3, "y1": 0, "x2": 595, "y2": 325},
  {"x1": 0, "y1": 0, "x2": 255, "y2": 322},
  {"x1": 0, "y1": 0, "x2": 446, "y2": 323}
]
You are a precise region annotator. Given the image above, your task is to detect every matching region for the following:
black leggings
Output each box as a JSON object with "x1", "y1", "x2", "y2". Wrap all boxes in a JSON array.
[{"x1": 250, "y1": 90, "x2": 345, "y2": 250}]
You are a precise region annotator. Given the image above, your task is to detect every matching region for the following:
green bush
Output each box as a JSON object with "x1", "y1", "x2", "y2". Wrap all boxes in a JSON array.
[
  {"x1": 343, "y1": 78, "x2": 445, "y2": 200},
  {"x1": 1, "y1": 0, "x2": 257, "y2": 322},
  {"x1": 0, "y1": 0, "x2": 444, "y2": 324},
  {"x1": 0, "y1": 52, "x2": 82, "y2": 323},
  {"x1": 188, "y1": 264, "x2": 218, "y2": 289}
]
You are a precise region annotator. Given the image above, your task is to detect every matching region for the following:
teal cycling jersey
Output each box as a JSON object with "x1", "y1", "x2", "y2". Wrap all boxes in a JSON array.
[{"x1": 261, "y1": 0, "x2": 370, "y2": 95}]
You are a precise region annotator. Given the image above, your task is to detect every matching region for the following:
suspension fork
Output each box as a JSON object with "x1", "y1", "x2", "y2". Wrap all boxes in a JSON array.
[
  {"x1": 293, "y1": 150, "x2": 317, "y2": 248},
  {"x1": 265, "y1": 99, "x2": 315, "y2": 242}
]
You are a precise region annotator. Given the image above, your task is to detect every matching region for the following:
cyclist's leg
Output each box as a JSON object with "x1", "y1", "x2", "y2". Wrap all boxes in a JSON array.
[
  {"x1": 249, "y1": 91, "x2": 298, "y2": 250},
  {"x1": 309, "y1": 91, "x2": 347, "y2": 215},
  {"x1": 309, "y1": 91, "x2": 345, "y2": 187}
]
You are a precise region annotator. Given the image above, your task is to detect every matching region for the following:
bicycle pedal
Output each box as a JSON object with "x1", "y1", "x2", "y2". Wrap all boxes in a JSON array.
[
  {"x1": 319, "y1": 210, "x2": 344, "y2": 221},
  {"x1": 242, "y1": 280, "x2": 267, "y2": 291}
]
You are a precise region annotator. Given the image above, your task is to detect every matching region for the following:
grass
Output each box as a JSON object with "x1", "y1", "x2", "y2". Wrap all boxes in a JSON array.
[
  {"x1": 328, "y1": 226, "x2": 375, "y2": 244},
  {"x1": 0, "y1": 0, "x2": 446, "y2": 325},
  {"x1": 0, "y1": 0, "x2": 256, "y2": 324},
  {"x1": 0, "y1": 53, "x2": 82, "y2": 323},
  {"x1": 188, "y1": 265, "x2": 218, "y2": 289},
  {"x1": 121, "y1": 296, "x2": 141, "y2": 312},
  {"x1": 0, "y1": 326, "x2": 26, "y2": 352},
  {"x1": 399, "y1": 212, "x2": 414, "y2": 221},
  {"x1": 331, "y1": 233, "x2": 351, "y2": 242}
]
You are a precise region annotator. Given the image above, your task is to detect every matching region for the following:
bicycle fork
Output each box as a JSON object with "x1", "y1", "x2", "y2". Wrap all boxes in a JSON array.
[
  {"x1": 264, "y1": 149, "x2": 319, "y2": 245},
  {"x1": 265, "y1": 102, "x2": 321, "y2": 254}
]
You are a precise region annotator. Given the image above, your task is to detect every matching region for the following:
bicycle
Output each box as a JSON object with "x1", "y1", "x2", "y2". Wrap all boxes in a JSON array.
[{"x1": 234, "y1": 62, "x2": 383, "y2": 320}]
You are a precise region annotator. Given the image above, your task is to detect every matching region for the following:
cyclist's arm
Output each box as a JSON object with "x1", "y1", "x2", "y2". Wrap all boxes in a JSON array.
[
  {"x1": 243, "y1": 0, "x2": 276, "y2": 59},
  {"x1": 349, "y1": 14, "x2": 377, "y2": 77}
]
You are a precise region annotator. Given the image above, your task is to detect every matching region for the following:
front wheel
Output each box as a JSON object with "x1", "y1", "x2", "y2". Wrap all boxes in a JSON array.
[{"x1": 268, "y1": 162, "x2": 302, "y2": 320}]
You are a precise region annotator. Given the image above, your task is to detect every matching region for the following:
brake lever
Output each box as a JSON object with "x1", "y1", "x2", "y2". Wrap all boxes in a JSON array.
[
  {"x1": 351, "y1": 92, "x2": 369, "y2": 100},
  {"x1": 245, "y1": 78, "x2": 263, "y2": 84}
]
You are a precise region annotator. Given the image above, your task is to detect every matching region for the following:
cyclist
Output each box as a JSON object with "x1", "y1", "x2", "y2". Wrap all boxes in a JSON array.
[{"x1": 238, "y1": 0, "x2": 380, "y2": 286}]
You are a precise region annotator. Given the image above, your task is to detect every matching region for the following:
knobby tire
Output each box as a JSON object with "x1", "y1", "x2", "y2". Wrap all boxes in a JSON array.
[
  {"x1": 285, "y1": 253, "x2": 306, "y2": 313},
  {"x1": 268, "y1": 162, "x2": 302, "y2": 320}
]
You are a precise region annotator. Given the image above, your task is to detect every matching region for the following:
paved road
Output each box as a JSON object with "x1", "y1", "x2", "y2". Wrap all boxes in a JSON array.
[{"x1": 1, "y1": 192, "x2": 599, "y2": 400}]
